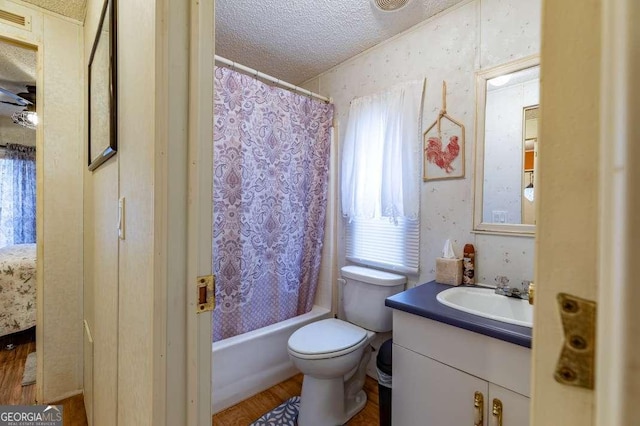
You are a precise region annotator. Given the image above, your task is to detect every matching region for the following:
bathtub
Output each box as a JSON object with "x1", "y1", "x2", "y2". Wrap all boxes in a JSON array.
[{"x1": 212, "y1": 305, "x2": 332, "y2": 414}]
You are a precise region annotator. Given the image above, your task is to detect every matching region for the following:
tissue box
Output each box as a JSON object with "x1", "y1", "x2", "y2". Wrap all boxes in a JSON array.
[{"x1": 435, "y1": 257, "x2": 463, "y2": 286}]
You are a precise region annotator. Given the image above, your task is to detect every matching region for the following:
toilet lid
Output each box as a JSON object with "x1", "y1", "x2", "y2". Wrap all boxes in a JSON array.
[{"x1": 288, "y1": 319, "x2": 367, "y2": 356}]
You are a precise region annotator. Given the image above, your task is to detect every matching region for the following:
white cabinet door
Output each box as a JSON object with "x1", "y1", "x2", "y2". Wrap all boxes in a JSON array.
[
  {"x1": 488, "y1": 383, "x2": 530, "y2": 426},
  {"x1": 393, "y1": 344, "x2": 489, "y2": 426}
]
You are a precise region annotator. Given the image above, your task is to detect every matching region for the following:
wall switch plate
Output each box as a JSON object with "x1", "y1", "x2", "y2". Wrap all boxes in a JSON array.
[
  {"x1": 492, "y1": 210, "x2": 507, "y2": 223},
  {"x1": 118, "y1": 197, "x2": 125, "y2": 240}
]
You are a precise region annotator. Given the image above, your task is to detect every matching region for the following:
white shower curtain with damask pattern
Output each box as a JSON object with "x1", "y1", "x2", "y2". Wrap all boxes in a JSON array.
[{"x1": 212, "y1": 66, "x2": 334, "y2": 341}]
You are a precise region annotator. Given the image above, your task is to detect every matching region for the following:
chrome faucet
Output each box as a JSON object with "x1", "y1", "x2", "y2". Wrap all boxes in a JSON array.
[{"x1": 495, "y1": 280, "x2": 531, "y2": 301}]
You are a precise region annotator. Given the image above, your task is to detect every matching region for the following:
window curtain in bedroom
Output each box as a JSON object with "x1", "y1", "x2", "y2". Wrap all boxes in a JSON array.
[
  {"x1": 212, "y1": 66, "x2": 334, "y2": 341},
  {"x1": 0, "y1": 144, "x2": 36, "y2": 248}
]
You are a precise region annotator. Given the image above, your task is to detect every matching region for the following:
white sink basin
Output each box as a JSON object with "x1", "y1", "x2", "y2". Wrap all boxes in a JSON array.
[{"x1": 436, "y1": 286, "x2": 533, "y2": 328}]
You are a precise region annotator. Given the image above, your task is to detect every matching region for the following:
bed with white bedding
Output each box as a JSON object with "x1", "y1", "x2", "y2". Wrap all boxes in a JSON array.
[{"x1": 0, "y1": 243, "x2": 36, "y2": 337}]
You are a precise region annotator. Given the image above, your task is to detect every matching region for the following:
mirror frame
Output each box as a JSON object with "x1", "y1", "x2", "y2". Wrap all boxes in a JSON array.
[
  {"x1": 87, "y1": 0, "x2": 117, "y2": 171},
  {"x1": 521, "y1": 104, "x2": 539, "y2": 224},
  {"x1": 473, "y1": 55, "x2": 539, "y2": 236}
]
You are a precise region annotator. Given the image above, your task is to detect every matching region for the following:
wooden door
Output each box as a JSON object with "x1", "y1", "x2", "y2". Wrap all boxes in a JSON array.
[
  {"x1": 530, "y1": 0, "x2": 600, "y2": 425},
  {"x1": 595, "y1": 0, "x2": 640, "y2": 424}
]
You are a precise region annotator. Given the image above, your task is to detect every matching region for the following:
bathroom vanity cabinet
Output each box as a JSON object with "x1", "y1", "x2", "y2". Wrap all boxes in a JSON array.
[{"x1": 390, "y1": 309, "x2": 531, "y2": 426}]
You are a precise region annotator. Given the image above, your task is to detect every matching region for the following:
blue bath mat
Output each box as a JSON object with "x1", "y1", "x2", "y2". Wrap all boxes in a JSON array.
[{"x1": 250, "y1": 396, "x2": 300, "y2": 426}]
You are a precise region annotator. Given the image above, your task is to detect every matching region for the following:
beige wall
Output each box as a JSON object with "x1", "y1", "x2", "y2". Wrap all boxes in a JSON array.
[
  {"x1": 83, "y1": 0, "x2": 191, "y2": 424},
  {"x1": 0, "y1": 0, "x2": 84, "y2": 403},
  {"x1": 303, "y1": 0, "x2": 540, "y2": 290},
  {"x1": 83, "y1": 0, "x2": 157, "y2": 422},
  {"x1": 39, "y1": 7, "x2": 84, "y2": 402},
  {"x1": 115, "y1": 0, "x2": 157, "y2": 423},
  {"x1": 83, "y1": 0, "x2": 118, "y2": 421}
]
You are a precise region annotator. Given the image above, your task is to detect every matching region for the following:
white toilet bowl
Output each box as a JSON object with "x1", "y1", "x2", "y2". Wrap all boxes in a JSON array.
[
  {"x1": 287, "y1": 266, "x2": 406, "y2": 426},
  {"x1": 288, "y1": 318, "x2": 374, "y2": 426}
]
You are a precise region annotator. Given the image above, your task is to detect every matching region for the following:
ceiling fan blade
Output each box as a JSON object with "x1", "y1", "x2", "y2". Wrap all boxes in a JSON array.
[
  {"x1": 0, "y1": 87, "x2": 32, "y2": 106},
  {"x1": 0, "y1": 100, "x2": 24, "y2": 106}
]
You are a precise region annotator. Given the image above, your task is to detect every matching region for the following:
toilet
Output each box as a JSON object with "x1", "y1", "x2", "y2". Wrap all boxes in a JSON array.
[{"x1": 287, "y1": 265, "x2": 406, "y2": 426}]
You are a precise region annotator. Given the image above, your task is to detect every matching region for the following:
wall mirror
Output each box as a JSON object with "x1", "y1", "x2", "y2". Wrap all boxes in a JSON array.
[
  {"x1": 473, "y1": 56, "x2": 539, "y2": 235},
  {"x1": 88, "y1": 0, "x2": 117, "y2": 171}
]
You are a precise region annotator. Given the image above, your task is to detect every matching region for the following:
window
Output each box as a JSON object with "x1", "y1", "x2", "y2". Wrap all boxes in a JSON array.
[
  {"x1": 341, "y1": 81, "x2": 424, "y2": 273},
  {"x1": 345, "y1": 216, "x2": 419, "y2": 273},
  {"x1": 0, "y1": 145, "x2": 36, "y2": 248}
]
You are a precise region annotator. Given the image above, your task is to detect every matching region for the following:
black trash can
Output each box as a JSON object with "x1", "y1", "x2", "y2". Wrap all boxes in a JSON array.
[{"x1": 376, "y1": 338, "x2": 393, "y2": 426}]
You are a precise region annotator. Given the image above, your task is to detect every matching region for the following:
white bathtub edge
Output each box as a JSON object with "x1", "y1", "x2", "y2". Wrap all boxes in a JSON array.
[
  {"x1": 212, "y1": 306, "x2": 332, "y2": 414},
  {"x1": 211, "y1": 306, "x2": 331, "y2": 352},
  {"x1": 212, "y1": 362, "x2": 299, "y2": 414}
]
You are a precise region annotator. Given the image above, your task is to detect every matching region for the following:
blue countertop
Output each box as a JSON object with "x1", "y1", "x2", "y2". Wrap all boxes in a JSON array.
[{"x1": 385, "y1": 281, "x2": 532, "y2": 348}]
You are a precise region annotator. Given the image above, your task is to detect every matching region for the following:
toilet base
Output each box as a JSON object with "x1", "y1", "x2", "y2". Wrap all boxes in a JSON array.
[
  {"x1": 297, "y1": 376, "x2": 367, "y2": 426},
  {"x1": 344, "y1": 389, "x2": 367, "y2": 421}
]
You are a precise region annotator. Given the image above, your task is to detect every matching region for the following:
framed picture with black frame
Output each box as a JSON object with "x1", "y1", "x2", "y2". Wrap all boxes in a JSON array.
[{"x1": 87, "y1": 0, "x2": 117, "y2": 171}]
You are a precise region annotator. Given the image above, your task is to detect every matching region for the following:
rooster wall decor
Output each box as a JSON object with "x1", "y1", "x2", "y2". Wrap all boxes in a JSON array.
[{"x1": 423, "y1": 81, "x2": 465, "y2": 181}]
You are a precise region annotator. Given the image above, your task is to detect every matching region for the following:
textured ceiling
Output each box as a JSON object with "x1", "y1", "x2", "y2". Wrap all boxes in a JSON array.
[
  {"x1": 0, "y1": 39, "x2": 36, "y2": 119},
  {"x1": 216, "y1": 0, "x2": 466, "y2": 85},
  {"x1": 22, "y1": 0, "x2": 86, "y2": 21}
]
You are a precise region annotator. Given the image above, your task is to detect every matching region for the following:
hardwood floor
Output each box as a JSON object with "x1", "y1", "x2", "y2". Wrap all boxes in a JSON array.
[
  {"x1": 213, "y1": 373, "x2": 380, "y2": 425},
  {"x1": 0, "y1": 328, "x2": 87, "y2": 425},
  {"x1": 0, "y1": 328, "x2": 36, "y2": 405},
  {"x1": 50, "y1": 394, "x2": 88, "y2": 426}
]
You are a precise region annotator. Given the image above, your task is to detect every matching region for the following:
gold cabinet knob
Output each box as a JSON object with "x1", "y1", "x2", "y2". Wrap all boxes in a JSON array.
[
  {"x1": 492, "y1": 398, "x2": 503, "y2": 426},
  {"x1": 474, "y1": 391, "x2": 484, "y2": 426}
]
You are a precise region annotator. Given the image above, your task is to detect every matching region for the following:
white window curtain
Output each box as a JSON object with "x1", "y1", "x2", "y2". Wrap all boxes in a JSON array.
[
  {"x1": 341, "y1": 81, "x2": 424, "y2": 273},
  {"x1": 341, "y1": 80, "x2": 424, "y2": 221}
]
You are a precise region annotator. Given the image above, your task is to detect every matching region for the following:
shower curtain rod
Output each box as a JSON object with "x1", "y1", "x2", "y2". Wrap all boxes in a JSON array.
[{"x1": 215, "y1": 55, "x2": 332, "y2": 104}]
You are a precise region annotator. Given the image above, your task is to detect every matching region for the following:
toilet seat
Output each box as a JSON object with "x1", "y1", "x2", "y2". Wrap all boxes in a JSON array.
[{"x1": 288, "y1": 319, "x2": 367, "y2": 360}]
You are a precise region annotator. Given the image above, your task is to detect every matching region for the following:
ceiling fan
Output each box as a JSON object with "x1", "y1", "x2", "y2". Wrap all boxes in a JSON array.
[
  {"x1": 0, "y1": 85, "x2": 37, "y2": 129},
  {"x1": 0, "y1": 84, "x2": 36, "y2": 107}
]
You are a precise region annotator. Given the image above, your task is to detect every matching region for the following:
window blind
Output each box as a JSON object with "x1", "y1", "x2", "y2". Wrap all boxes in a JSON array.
[{"x1": 345, "y1": 216, "x2": 419, "y2": 274}]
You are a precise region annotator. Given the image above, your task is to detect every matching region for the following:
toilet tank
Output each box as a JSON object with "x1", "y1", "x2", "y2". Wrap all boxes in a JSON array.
[{"x1": 341, "y1": 265, "x2": 406, "y2": 332}]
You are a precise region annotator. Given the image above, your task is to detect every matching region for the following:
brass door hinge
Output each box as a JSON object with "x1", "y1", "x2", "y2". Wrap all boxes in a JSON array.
[
  {"x1": 554, "y1": 293, "x2": 596, "y2": 389},
  {"x1": 196, "y1": 275, "x2": 215, "y2": 313}
]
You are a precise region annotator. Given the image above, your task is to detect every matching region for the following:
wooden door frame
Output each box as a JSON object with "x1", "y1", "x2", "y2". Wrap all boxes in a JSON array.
[
  {"x1": 152, "y1": 0, "x2": 213, "y2": 423},
  {"x1": 533, "y1": 0, "x2": 640, "y2": 423},
  {"x1": 186, "y1": 0, "x2": 214, "y2": 424},
  {"x1": 596, "y1": 0, "x2": 640, "y2": 423},
  {"x1": 0, "y1": 27, "x2": 44, "y2": 406}
]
